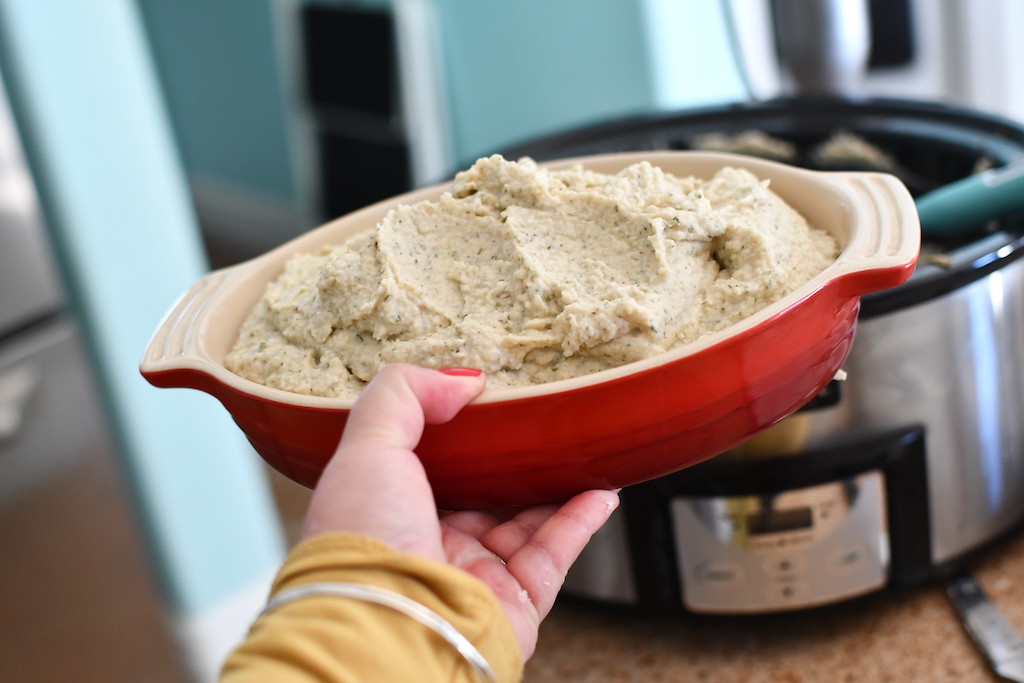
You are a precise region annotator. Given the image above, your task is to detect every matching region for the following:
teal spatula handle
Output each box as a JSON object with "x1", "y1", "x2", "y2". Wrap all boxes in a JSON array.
[{"x1": 915, "y1": 160, "x2": 1024, "y2": 235}]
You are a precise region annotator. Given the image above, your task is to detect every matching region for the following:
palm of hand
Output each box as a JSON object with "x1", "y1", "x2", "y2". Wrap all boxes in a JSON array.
[
  {"x1": 302, "y1": 365, "x2": 618, "y2": 660},
  {"x1": 439, "y1": 493, "x2": 615, "y2": 659}
]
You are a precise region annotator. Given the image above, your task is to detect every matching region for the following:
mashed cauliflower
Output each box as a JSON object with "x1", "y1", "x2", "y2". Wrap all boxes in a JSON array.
[{"x1": 226, "y1": 155, "x2": 838, "y2": 398}]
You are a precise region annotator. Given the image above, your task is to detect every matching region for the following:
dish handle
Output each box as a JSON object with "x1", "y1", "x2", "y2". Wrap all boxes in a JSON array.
[
  {"x1": 140, "y1": 267, "x2": 234, "y2": 391},
  {"x1": 825, "y1": 171, "x2": 921, "y2": 296}
]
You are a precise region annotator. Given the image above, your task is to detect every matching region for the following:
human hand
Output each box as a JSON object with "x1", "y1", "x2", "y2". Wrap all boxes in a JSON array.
[{"x1": 301, "y1": 363, "x2": 620, "y2": 659}]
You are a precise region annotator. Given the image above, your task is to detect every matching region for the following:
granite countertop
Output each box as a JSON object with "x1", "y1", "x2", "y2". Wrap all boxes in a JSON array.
[{"x1": 526, "y1": 530, "x2": 1024, "y2": 682}]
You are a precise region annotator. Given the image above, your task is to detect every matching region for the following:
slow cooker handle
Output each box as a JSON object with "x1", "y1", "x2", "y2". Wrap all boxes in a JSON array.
[{"x1": 915, "y1": 159, "x2": 1024, "y2": 236}]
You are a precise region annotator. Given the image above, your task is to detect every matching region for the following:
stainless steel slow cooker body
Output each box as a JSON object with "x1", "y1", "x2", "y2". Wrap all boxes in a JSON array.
[
  {"x1": 803, "y1": 231, "x2": 1024, "y2": 568},
  {"x1": 503, "y1": 97, "x2": 1024, "y2": 614}
]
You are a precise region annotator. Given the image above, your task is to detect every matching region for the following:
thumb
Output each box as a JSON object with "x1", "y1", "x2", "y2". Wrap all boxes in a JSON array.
[
  {"x1": 301, "y1": 364, "x2": 486, "y2": 557},
  {"x1": 341, "y1": 364, "x2": 486, "y2": 454}
]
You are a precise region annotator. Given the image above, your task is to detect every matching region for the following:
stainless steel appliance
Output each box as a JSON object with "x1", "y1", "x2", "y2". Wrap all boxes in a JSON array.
[
  {"x1": 0, "y1": 74, "x2": 111, "y2": 505},
  {"x1": 504, "y1": 97, "x2": 1024, "y2": 614}
]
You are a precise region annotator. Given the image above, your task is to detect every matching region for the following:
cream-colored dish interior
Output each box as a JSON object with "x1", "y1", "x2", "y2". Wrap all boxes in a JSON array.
[{"x1": 150, "y1": 151, "x2": 918, "y2": 408}]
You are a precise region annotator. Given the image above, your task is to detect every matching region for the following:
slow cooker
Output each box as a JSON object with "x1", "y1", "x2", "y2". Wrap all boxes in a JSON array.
[{"x1": 503, "y1": 97, "x2": 1024, "y2": 614}]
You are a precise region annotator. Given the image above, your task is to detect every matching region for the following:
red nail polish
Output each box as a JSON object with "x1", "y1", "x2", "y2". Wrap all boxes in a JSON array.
[{"x1": 438, "y1": 367, "x2": 483, "y2": 377}]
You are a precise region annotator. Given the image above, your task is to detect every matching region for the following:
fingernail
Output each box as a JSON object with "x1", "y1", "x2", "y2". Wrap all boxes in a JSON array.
[{"x1": 438, "y1": 367, "x2": 483, "y2": 377}]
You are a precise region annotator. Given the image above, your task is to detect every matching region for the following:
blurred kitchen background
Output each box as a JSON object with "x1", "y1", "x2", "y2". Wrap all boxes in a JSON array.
[{"x1": 1, "y1": 1, "x2": 1023, "y2": 681}]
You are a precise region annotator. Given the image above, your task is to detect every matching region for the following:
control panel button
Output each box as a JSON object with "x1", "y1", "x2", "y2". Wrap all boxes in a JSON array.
[
  {"x1": 694, "y1": 560, "x2": 744, "y2": 588},
  {"x1": 827, "y1": 543, "x2": 872, "y2": 576},
  {"x1": 763, "y1": 555, "x2": 808, "y2": 578},
  {"x1": 766, "y1": 580, "x2": 809, "y2": 603}
]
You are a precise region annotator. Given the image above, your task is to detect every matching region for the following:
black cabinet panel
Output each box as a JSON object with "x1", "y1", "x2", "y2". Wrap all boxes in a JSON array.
[
  {"x1": 319, "y1": 132, "x2": 410, "y2": 218},
  {"x1": 302, "y1": 5, "x2": 397, "y2": 117},
  {"x1": 301, "y1": 4, "x2": 412, "y2": 218}
]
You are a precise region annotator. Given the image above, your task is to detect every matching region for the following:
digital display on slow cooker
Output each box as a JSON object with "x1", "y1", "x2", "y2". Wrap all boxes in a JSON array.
[{"x1": 747, "y1": 507, "x2": 814, "y2": 535}]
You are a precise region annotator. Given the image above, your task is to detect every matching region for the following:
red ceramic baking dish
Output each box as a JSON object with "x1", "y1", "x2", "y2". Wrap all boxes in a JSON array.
[{"x1": 141, "y1": 151, "x2": 919, "y2": 509}]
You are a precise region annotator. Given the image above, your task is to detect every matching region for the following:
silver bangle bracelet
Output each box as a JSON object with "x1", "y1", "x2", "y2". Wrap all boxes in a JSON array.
[{"x1": 261, "y1": 581, "x2": 498, "y2": 683}]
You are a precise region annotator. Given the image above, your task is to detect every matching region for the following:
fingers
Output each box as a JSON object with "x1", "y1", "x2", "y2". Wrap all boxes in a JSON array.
[
  {"x1": 439, "y1": 510, "x2": 504, "y2": 541},
  {"x1": 502, "y1": 489, "x2": 620, "y2": 618},
  {"x1": 301, "y1": 364, "x2": 486, "y2": 556},
  {"x1": 439, "y1": 490, "x2": 621, "y2": 660},
  {"x1": 339, "y1": 364, "x2": 486, "y2": 454},
  {"x1": 475, "y1": 504, "x2": 560, "y2": 559}
]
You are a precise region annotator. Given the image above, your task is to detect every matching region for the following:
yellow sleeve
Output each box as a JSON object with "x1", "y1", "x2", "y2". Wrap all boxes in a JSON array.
[{"x1": 219, "y1": 533, "x2": 523, "y2": 683}]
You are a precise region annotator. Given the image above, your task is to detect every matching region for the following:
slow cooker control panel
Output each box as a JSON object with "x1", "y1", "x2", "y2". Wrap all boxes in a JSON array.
[{"x1": 671, "y1": 471, "x2": 889, "y2": 613}]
